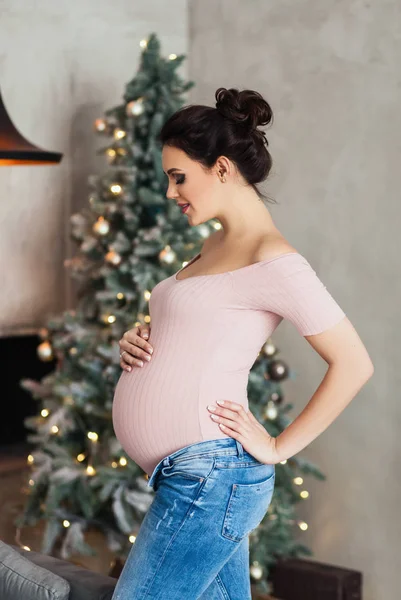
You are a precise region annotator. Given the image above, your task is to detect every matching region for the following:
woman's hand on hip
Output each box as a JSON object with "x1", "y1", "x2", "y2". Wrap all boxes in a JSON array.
[
  {"x1": 119, "y1": 325, "x2": 153, "y2": 371},
  {"x1": 207, "y1": 400, "x2": 280, "y2": 465}
]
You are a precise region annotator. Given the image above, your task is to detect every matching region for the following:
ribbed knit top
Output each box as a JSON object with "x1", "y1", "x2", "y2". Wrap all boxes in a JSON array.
[{"x1": 112, "y1": 251, "x2": 346, "y2": 476}]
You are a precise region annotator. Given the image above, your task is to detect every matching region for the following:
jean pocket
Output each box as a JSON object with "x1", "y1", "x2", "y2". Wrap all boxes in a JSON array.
[
  {"x1": 221, "y1": 468, "x2": 275, "y2": 542},
  {"x1": 161, "y1": 456, "x2": 215, "y2": 482}
]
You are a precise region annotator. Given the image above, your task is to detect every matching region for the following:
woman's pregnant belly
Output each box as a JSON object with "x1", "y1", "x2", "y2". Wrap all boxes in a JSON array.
[{"x1": 112, "y1": 338, "x2": 249, "y2": 477}]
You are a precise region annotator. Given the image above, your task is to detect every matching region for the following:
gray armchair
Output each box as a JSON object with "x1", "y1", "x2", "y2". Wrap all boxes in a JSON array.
[{"x1": 0, "y1": 540, "x2": 117, "y2": 600}]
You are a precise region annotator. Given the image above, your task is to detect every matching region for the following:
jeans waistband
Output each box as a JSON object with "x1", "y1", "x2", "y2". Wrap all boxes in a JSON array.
[
  {"x1": 147, "y1": 438, "x2": 258, "y2": 491},
  {"x1": 163, "y1": 438, "x2": 245, "y2": 465}
]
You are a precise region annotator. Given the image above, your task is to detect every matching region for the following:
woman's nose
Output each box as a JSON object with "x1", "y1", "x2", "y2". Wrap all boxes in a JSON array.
[{"x1": 166, "y1": 184, "x2": 179, "y2": 200}]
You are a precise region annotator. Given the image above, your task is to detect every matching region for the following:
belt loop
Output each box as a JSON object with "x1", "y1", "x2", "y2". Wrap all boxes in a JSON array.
[
  {"x1": 235, "y1": 439, "x2": 243, "y2": 458},
  {"x1": 163, "y1": 457, "x2": 170, "y2": 466}
]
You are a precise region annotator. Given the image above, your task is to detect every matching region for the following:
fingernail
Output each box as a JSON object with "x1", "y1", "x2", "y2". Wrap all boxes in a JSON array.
[
  {"x1": 216, "y1": 400, "x2": 225, "y2": 406},
  {"x1": 207, "y1": 405, "x2": 216, "y2": 412},
  {"x1": 126, "y1": 367, "x2": 131, "y2": 372},
  {"x1": 149, "y1": 348, "x2": 153, "y2": 354},
  {"x1": 143, "y1": 333, "x2": 148, "y2": 338}
]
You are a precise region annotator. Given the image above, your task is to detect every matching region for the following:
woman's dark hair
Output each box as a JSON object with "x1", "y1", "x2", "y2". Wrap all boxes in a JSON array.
[{"x1": 157, "y1": 87, "x2": 275, "y2": 204}]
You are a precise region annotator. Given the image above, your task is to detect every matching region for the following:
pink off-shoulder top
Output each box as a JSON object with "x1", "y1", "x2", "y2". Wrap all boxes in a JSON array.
[{"x1": 112, "y1": 251, "x2": 346, "y2": 476}]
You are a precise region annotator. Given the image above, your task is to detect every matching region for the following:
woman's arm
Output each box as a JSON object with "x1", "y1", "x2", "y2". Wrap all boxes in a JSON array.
[{"x1": 275, "y1": 316, "x2": 374, "y2": 461}]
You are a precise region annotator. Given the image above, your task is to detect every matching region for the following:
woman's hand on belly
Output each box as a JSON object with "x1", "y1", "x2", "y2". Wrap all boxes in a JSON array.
[
  {"x1": 119, "y1": 324, "x2": 153, "y2": 371},
  {"x1": 207, "y1": 400, "x2": 280, "y2": 465}
]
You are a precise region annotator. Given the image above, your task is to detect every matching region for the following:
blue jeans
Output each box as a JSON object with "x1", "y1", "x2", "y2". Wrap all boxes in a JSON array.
[{"x1": 111, "y1": 438, "x2": 275, "y2": 599}]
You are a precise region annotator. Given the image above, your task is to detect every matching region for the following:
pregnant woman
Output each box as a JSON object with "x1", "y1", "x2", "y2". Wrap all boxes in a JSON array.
[{"x1": 111, "y1": 88, "x2": 374, "y2": 599}]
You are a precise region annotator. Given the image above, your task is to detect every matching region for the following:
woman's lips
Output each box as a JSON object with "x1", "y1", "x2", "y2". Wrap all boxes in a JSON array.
[{"x1": 180, "y1": 203, "x2": 190, "y2": 213}]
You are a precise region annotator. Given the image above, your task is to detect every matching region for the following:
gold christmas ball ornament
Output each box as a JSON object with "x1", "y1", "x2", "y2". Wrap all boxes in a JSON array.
[
  {"x1": 37, "y1": 341, "x2": 54, "y2": 362},
  {"x1": 105, "y1": 250, "x2": 122, "y2": 266},
  {"x1": 159, "y1": 246, "x2": 177, "y2": 265},
  {"x1": 264, "y1": 400, "x2": 278, "y2": 420},
  {"x1": 126, "y1": 97, "x2": 145, "y2": 117},
  {"x1": 250, "y1": 562, "x2": 263, "y2": 580},
  {"x1": 262, "y1": 339, "x2": 276, "y2": 357},
  {"x1": 93, "y1": 216, "x2": 110, "y2": 236}
]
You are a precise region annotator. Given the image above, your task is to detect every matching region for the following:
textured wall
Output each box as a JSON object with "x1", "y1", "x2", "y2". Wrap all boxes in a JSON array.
[
  {"x1": 188, "y1": 0, "x2": 399, "y2": 598},
  {"x1": 1, "y1": 0, "x2": 399, "y2": 596},
  {"x1": 0, "y1": 0, "x2": 188, "y2": 335}
]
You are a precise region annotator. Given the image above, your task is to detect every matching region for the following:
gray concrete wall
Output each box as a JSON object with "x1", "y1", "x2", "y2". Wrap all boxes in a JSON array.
[
  {"x1": 188, "y1": 0, "x2": 400, "y2": 597},
  {"x1": 0, "y1": 0, "x2": 399, "y2": 597},
  {"x1": 0, "y1": 0, "x2": 188, "y2": 335}
]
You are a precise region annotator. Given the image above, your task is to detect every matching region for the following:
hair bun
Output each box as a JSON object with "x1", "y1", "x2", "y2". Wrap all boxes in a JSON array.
[{"x1": 215, "y1": 87, "x2": 273, "y2": 133}]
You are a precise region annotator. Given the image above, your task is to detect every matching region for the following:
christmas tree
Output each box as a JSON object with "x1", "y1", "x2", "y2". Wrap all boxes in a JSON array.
[{"x1": 17, "y1": 32, "x2": 325, "y2": 595}]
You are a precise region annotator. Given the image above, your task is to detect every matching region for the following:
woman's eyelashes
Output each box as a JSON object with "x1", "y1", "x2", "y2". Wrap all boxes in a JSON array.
[{"x1": 175, "y1": 174, "x2": 185, "y2": 185}]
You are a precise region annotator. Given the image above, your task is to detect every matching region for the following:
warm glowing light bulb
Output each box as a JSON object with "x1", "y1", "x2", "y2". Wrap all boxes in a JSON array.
[
  {"x1": 300, "y1": 490, "x2": 309, "y2": 499},
  {"x1": 22, "y1": 545, "x2": 31, "y2": 551},
  {"x1": 63, "y1": 520, "x2": 70, "y2": 528},
  {"x1": 113, "y1": 129, "x2": 126, "y2": 140},
  {"x1": 27, "y1": 454, "x2": 34, "y2": 464},
  {"x1": 87, "y1": 431, "x2": 99, "y2": 442},
  {"x1": 294, "y1": 477, "x2": 303, "y2": 485},
  {"x1": 280, "y1": 459, "x2": 287, "y2": 465},
  {"x1": 86, "y1": 465, "x2": 96, "y2": 476},
  {"x1": 50, "y1": 425, "x2": 59, "y2": 434},
  {"x1": 29, "y1": 479, "x2": 35, "y2": 486},
  {"x1": 144, "y1": 315, "x2": 151, "y2": 323},
  {"x1": 129, "y1": 535, "x2": 136, "y2": 543},
  {"x1": 299, "y1": 521, "x2": 308, "y2": 531},
  {"x1": 119, "y1": 457, "x2": 127, "y2": 466},
  {"x1": 77, "y1": 453, "x2": 85, "y2": 462},
  {"x1": 140, "y1": 39, "x2": 147, "y2": 48},
  {"x1": 110, "y1": 183, "x2": 122, "y2": 195},
  {"x1": 117, "y1": 292, "x2": 124, "y2": 300},
  {"x1": 168, "y1": 53, "x2": 177, "y2": 60},
  {"x1": 41, "y1": 409, "x2": 49, "y2": 418},
  {"x1": 144, "y1": 290, "x2": 151, "y2": 301},
  {"x1": 111, "y1": 461, "x2": 118, "y2": 468},
  {"x1": 213, "y1": 222, "x2": 222, "y2": 230}
]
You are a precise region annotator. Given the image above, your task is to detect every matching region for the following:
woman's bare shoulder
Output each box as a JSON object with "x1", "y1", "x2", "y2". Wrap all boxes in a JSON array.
[
  {"x1": 201, "y1": 230, "x2": 299, "y2": 263},
  {"x1": 255, "y1": 235, "x2": 299, "y2": 262}
]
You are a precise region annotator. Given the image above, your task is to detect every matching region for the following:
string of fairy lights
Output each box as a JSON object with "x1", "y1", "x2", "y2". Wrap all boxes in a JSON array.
[{"x1": 18, "y1": 36, "x2": 311, "y2": 575}]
